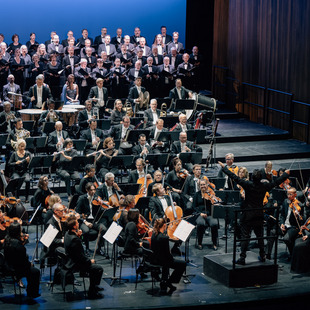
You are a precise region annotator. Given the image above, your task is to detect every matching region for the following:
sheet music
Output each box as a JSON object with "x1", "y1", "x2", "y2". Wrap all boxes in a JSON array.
[
  {"x1": 103, "y1": 221, "x2": 123, "y2": 245},
  {"x1": 173, "y1": 219, "x2": 195, "y2": 242},
  {"x1": 40, "y1": 224, "x2": 59, "y2": 248}
]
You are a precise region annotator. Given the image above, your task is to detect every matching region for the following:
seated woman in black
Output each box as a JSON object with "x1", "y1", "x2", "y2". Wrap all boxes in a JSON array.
[
  {"x1": 151, "y1": 217, "x2": 186, "y2": 294},
  {"x1": 32, "y1": 175, "x2": 54, "y2": 213},
  {"x1": 8, "y1": 139, "x2": 32, "y2": 203},
  {"x1": 110, "y1": 99, "x2": 126, "y2": 125},
  {"x1": 192, "y1": 178, "x2": 219, "y2": 250},
  {"x1": 77, "y1": 164, "x2": 98, "y2": 194},
  {"x1": 123, "y1": 208, "x2": 144, "y2": 256},
  {"x1": 95, "y1": 137, "x2": 119, "y2": 179},
  {"x1": 3, "y1": 221, "x2": 40, "y2": 299}
]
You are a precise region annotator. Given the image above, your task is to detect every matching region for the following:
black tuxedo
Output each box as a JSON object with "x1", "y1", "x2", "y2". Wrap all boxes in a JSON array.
[
  {"x1": 38, "y1": 110, "x2": 62, "y2": 126},
  {"x1": 77, "y1": 109, "x2": 95, "y2": 128},
  {"x1": 95, "y1": 183, "x2": 122, "y2": 201},
  {"x1": 77, "y1": 37, "x2": 94, "y2": 47},
  {"x1": 169, "y1": 86, "x2": 191, "y2": 100},
  {"x1": 62, "y1": 38, "x2": 76, "y2": 47},
  {"x1": 151, "y1": 54, "x2": 164, "y2": 66},
  {"x1": 168, "y1": 54, "x2": 183, "y2": 70},
  {"x1": 174, "y1": 123, "x2": 193, "y2": 131},
  {"x1": 127, "y1": 170, "x2": 139, "y2": 184},
  {"x1": 111, "y1": 36, "x2": 124, "y2": 48},
  {"x1": 132, "y1": 143, "x2": 152, "y2": 157},
  {"x1": 28, "y1": 84, "x2": 53, "y2": 108},
  {"x1": 183, "y1": 175, "x2": 199, "y2": 198},
  {"x1": 47, "y1": 130, "x2": 69, "y2": 152},
  {"x1": 88, "y1": 86, "x2": 108, "y2": 104},
  {"x1": 110, "y1": 124, "x2": 134, "y2": 141},
  {"x1": 3, "y1": 83, "x2": 21, "y2": 102},
  {"x1": 127, "y1": 68, "x2": 145, "y2": 84},
  {"x1": 62, "y1": 55, "x2": 80, "y2": 76},
  {"x1": 0, "y1": 110, "x2": 16, "y2": 132},
  {"x1": 132, "y1": 56, "x2": 147, "y2": 67},
  {"x1": 94, "y1": 35, "x2": 106, "y2": 47},
  {"x1": 167, "y1": 41, "x2": 184, "y2": 54},
  {"x1": 159, "y1": 34, "x2": 173, "y2": 45},
  {"x1": 149, "y1": 195, "x2": 171, "y2": 221},
  {"x1": 80, "y1": 128, "x2": 105, "y2": 153},
  {"x1": 128, "y1": 85, "x2": 146, "y2": 104},
  {"x1": 144, "y1": 108, "x2": 160, "y2": 128},
  {"x1": 171, "y1": 140, "x2": 195, "y2": 155}
]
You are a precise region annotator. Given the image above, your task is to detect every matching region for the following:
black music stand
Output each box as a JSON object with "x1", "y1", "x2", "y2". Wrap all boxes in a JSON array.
[
  {"x1": 271, "y1": 188, "x2": 287, "y2": 204},
  {"x1": 72, "y1": 139, "x2": 87, "y2": 153},
  {"x1": 97, "y1": 119, "x2": 111, "y2": 130},
  {"x1": 179, "y1": 152, "x2": 202, "y2": 165},
  {"x1": 135, "y1": 197, "x2": 150, "y2": 220},
  {"x1": 25, "y1": 136, "x2": 47, "y2": 153},
  {"x1": 169, "y1": 131, "x2": 180, "y2": 142},
  {"x1": 128, "y1": 117, "x2": 145, "y2": 127},
  {"x1": 42, "y1": 122, "x2": 55, "y2": 135},
  {"x1": 155, "y1": 131, "x2": 171, "y2": 144},
  {"x1": 23, "y1": 120, "x2": 35, "y2": 132},
  {"x1": 160, "y1": 116, "x2": 178, "y2": 129},
  {"x1": 5, "y1": 177, "x2": 25, "y2": 196},
  {"x1": 109, "y1": 155, "x2": 134, "y2": 169},
  {"x1": 145, "y1": 153, "x2": 170, "y2": 168},
  {"x1": 106, "y1": 99, "x2": 116, "y2": 110},
  {"x1": 126, "y1": 130, "x2": 150, "y2": 142},
  {"x1": 186, "y1": 129, "x2": 207, "y2": 143},
  {"x1": 69, "y1": 155, "x2": 95, "y2": 171},
  {"x1": 156, "y1": 98, "x2": 173, "y2": 110},
  {"x1": 118, "y1": 183, "x2": 141, "y2": 196},
  {"x1": 209, "y1": 177, "x2": 226, "y2": 189},
  {"x1": 0, "y1": 134, "x2": 8, "y2": 151},
  {"x1": 175, "y1": 99, "x2": 195, "y2": 112}
]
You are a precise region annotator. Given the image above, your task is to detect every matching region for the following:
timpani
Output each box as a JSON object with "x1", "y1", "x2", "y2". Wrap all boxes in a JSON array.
[
  {"x1": 62, "y1": 104, "x2": 85, "y2": 125},
  {"x1": 59, "y1": 108, "x2": 78, "y2": 126},
  {"x1": 19, "y1": 109, "x2": 43, "y2": 121}
]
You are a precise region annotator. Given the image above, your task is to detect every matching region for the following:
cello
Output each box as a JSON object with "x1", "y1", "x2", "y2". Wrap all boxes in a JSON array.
[
  {"x1": 135, "y1": 161, "x2": 153, "y2": 204},
  {"x1": 165, "y1": 189, "x2": 183, "y2": 241}
]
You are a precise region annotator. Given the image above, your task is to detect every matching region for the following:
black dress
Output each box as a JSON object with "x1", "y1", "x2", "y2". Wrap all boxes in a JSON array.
[
  {"x1": 123, "y1": 221, "x2": 143, "y2": 255},
  {"x1": 291, "y1": 232, "x2": 310, "y2": 273}
]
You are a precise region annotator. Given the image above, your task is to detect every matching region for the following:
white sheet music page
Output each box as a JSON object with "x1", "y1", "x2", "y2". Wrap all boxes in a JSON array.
[
  {"x1": 103, "y1": 221, "x2": 123, "y2": 244},
  {"x1": 173, "y1": 219, "x2": 195, "y2": 242},
  {"x1": 40, "y1": 224, "x2": 59, "y2": 248}
]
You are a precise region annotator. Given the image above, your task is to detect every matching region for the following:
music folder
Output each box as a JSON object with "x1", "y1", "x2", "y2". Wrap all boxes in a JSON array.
[
  {"x1": 78, "y1": 68, "x2": 90, "y2": 77},
  {"x1": 178, "y1": 66, "x2": 196, "y2": 75},
  {"x1": 95, "y1": 71, "x2": 111, "y2": 79}
]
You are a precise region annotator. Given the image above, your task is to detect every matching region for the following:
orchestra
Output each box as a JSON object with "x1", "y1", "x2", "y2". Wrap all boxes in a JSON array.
[{"x1": 0, "y1": 26, "x2": 308, "y2": 303}]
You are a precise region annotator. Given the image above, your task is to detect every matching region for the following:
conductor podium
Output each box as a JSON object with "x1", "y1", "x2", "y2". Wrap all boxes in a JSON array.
[{"x1": 203, "y1": 251, "x2": 278, "y2": 287}]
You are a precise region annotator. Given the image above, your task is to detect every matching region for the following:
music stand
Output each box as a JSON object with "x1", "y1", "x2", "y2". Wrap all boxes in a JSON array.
[
  {"x1": 118, "y1": 183, "x2": 141, "y2": 196},
  {"x1": 160, "y1": 116, "x2": 178, "y2": 129},
  {"x1": 0, "y1": 134, "x2": 8, "y2": 151},
  {"x1": 72, "y1": 139, "x2": 86, "y2": 153},
  {"x1": 109, "y1": 155, "x2": 134, "y2": 169},
  {"x1": 97, "y1": 119, "x2": 111, "y2": 130},
  {"x1": 126, "y1": 130, "x2": 150, "y2": 142},
  {"x1": 5, "y1": 177, "x2": 25, "y2": 196},
  {"x1": 271, "y1": 188, "x2": 286, "y2": 205},
  {"x1": 169, "y1": 131, "x2": 180, "y2": 142},
  {"x1": 106, "y1": 99, "x2": 116, "y2": 110},
  {"x1": 128, "y1": 117, "x2": 145, "y2": 127},
  {"x1": 145, "y1": 153, "x2": 170, "y2": 168},
  {"x1": 23, "y1": 120, "x2": 35, "y2": 132},
  {"x1": 179, "y1": 152, "x2": 202, "y2": 165},
  {"x1": 155, "y1": 131, "x2": 171, "y2": 144},
  {"x1": 209, "y1": 177, "x2": 226, "y2": 189},
  {"x1": 186, "y1": 129, "x2": 207, "y2": 143},
  {"x1": 175, "y1": 99, "x2": 195, "y2": 112},
  {"x1": 42, "y1": 122, "x2": 55, "y2": 135},
  {"x1": 135, "y1": 197, "x2": 150, "y2": 220},
  {"x1": 69, "y1": 155, "x2": 95, "y2": 172},
  {"x1": 156, "y1": 98, "x2": 173, "y2": 110}
]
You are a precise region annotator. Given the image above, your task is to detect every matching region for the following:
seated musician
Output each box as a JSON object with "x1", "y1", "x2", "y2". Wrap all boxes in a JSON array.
[
  {"x1": 95, "y1": 137, "x2": 119, "y2": 179},
  {"x1": 128, "y1": 158, "x2": 153, "y2": 184},
  {"x1": 2, "y1": 74, "x2": 22, "y2": 104},
  {"x1": 171, "y1": 131, "x2": 202, "y2": 172},
  {"x1": 40, "y1": 203, "x2": 67, "y2": 268},
  {"x1": 78, "y1": 99, "x2": 97, "y2": 129},
  {"x1": 81, "y1": 119, "x2": 105, "y2": 155},
  {"x1": 144, "y1": 99, "x2": 160, "y2": 128},
  {"x1": 88, "y1": 77, "x2": 108, "y2": 114},
  {"x1": 117, "y1": 195, "x2": 136, "y2": 231},
  {"x1": 77, "y1": 164, "x2": 98, "y2": 195},
  {"x1": 52, "y1": 138, "x2": 80, "y2": 198},
  {"x1": 132, "y1": 134, "x2": 152, "y2": 159},
  {"x1": 151, "y1": 218, "x2": 186, "y2": 294},
  {"x1": 8, "y1": 139, "x2": 32, "y2": 203},
  {"x1": 7, "y1": 118, "x2": 31, "y2": 151},
  {"x1": 217, "y1": 153, "x2": 239, "y2": 190},
  {"x1": 169, "y1": 78, "x2": 193, "y2": 100},
  {"x1": 110, "y1": 99, "x2": 126, "y2": 126},
  {"x1": 31, "y1": 175, "x2": 54, "y2": 215},
  {"x1": 29, "y1": 74, "x2": 53, "y2": 109},
  {"x1": 280, "y1": 187, "x2": 305, "y2": 259},
  {"x1": 0, "y1": 211, "x2": 8, "y2": 247},
  {"x1": 166, "y1": 157, "x2": 188, "y2": 210},
  {"x1": 4, "y1": 221, "x2": 40, "y2": 299},
  {"x1": 149, "y1": 119, "x2": 169, "y2": 154},
  {"x1": 147, "y1": 170, "x2": 170, "y2": 197},
  {"x1": 38, "y1": 100, "x2": 62, "y2": 128},
  {"x1": 173, "y1": 113, "x2": 193, "y2": 132},
  {"x1": 42, "y1": 194, "x2": 62, "y2": 225},
  {"x1": 75, "y1": 183, "x2": 106, "y2": 256},
  {"x1": 110, "y1": 116, "x2": 134, "y2": 155},
  {"x1": 127, "y1": 76, "x2": 146, "y2": 107},
  {"x1": 64, "y1": 216, "x2": 104, "y2": 299},
  {"x1": 192, "y1": 178, "x2": 219, "y2": 250},
  {"x1": 0, "y1": 101, "x2": 16, "y2": 133},
  {"x1": 95, "y1": 172, "x2": 122, "y2": 203},
  {"x1": 47, "y1": 121, "x2": 69, "y2": 153},
  {"x1": 260, "y1": 161, "x2": 277, "y2": 183}
]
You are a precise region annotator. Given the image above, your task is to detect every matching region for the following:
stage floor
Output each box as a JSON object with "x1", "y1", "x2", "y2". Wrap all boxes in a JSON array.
[{"x1": 1, "y1": 220, "x2": 309, "y2": 310}]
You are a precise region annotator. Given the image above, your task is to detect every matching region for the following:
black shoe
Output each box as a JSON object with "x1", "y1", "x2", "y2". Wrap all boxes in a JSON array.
[
  {"x1": 258, "y1": 255, "x2": 266, "y2": 262},
  {"x1": 95, "y1": 285, "x2": 104, "y2": 291},
  {"x1": 96, "y1": 249, "x2": 105, "y2": 256},
  {"x1": 171, "y1": 247, "x2": 181, "y2": 256},
  {"x1": 213, "y1": 245, "x2": 218, "y2": 251},
  {"x1": 196, "y1": 244, "x2": 203, "y2": 250},
  {"x1": 167, "y1": 284, "x2": 177, "y2": 295},
  {"x1": 88, "y1": 291, "x2": 103, "y2": 299},
  {"x1": 236, "y1": 257, "x2": 245, "y2": 265}
]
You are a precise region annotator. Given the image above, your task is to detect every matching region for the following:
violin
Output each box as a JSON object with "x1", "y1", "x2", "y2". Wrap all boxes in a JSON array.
[
  {"x1": 279, "y1": 179, "x2": 291, "y2": 191},
  {"x1": 135, "y1": 161, "x2": 153, "y2": 204},
  {"x1": 263, "y1": 192, "x2": 270, "y2": 206},
  {"x1": 0, "y1": 195, "x2": 19, "y2": 205},
  {"x1": 289, "y1": 199, "x2": 303, "y2": 221},
  {"x1": 228, "y1": 166, "x2": 239, "y2": 175},
  {"x1": 299, "y1": 217, "x2": 310, "y2": 235},
  {"x1": 177, "y1": 168, "x2": 190, "y2": 179},
  {"x1": 2, "y1": 216, "x2": 22, "y2": 227},
  {"x1": 136, "y1": 215, "x2": 153, "y2": 245},
  {"x1": 92, "y1": 196, "x2": 111, "y2": 209}
]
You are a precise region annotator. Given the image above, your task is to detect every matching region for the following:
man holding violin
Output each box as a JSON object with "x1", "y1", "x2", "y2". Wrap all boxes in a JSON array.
[
  {"x1": 280, "y1": 187, "x2": 305, "y2": 259},
  {"x1": 76, "y1": 182, "x2": 107, "y2": 256}
]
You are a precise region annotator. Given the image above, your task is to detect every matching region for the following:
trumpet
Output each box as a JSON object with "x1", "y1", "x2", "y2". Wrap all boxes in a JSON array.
[
  {"x1": 160, "y1": 103, "x2": 167, "y2": 117},
  {"x1": 6, "y1": 112, "x2": 16, "y2": 122},
  {"x1": 46, "y1": 109, "x2": 59, "y2": 122}
]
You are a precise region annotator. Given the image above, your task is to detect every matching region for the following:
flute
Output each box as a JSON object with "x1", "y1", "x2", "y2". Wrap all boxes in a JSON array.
[{"x1": 53, "y1": 147, "x2": 73, "y2": 155}]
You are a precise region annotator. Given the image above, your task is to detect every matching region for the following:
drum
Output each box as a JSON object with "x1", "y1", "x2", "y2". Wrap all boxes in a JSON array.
[
  {"x1": 59, "y1": 108, "x2": 77, "y2": 126},
  {"x1": 19, "y1": 109, "x2": 43, "y2": 121},
  {"x1": 62, "y1": 105, "x2": 84, "y2": 125}
]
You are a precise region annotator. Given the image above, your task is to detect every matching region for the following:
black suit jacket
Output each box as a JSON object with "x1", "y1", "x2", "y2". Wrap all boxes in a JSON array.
[
  {"x1": 47, "y1": 130, "x2": 69, "y2": 151},
  {"x1": 171, "y1": 140, "x2": 195, "y2": 156},
  {"x1": 144, "y1": 108, "x2": 161, "y2": 128},
  {"x1": 168, "y1": 54, "x2": 183, "y2": 69},
  {"x1": 95, "y1": 183, "x2": 121, "y2": 201},
  {"x1": 88, "y1": 86, "x2": 108, "y2": 103},
  {"x1": 151, "y1": 54, "x2": 164, "y2": 66},
  {"x1": 128, "y1": 85, "x2": 146, "y2": 104},
  {"x1": 110, "y1": 124, "x2": 134, "y2": 141},
  {"x1": 169, "y1": 86, "x2": 191, "y2": 100},
  {"x1": 149, "y1": 195, "x2": 171, "y2": 221},
  {"x1": 132, "y1": 143, "x2": 152, "y2": 157},
  {"x1": 78, "y1": 109, "x2": 95, "y2": 128},
  {"x1": 151, "y1": 232, "x2": 174, "y2": 266},
  {"x1": 28, "y1": 84, "x2": 53, "y2": 108},
  {"x1": 62, "y1": 55, "x2": 80, "y2": 76},
  {"x1": 80, "y1": 128, "x2": 105, "y2": 150},
  {"x1": 183, "y1": 175, "x2": 198, "y2": 198}
]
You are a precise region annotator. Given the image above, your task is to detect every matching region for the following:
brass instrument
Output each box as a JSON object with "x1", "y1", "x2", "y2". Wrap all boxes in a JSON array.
[
  {"x1": 6, "y1": 112, "x2": 16, "y2": 122},
  {"x1": 10, "y1": 129, "x2": 30, "y2": 150},
  {"x1": 160, "y1": 103, "x2": 167, "y2": 117},
  {"x1": 137, "y1": 91, "x2": 150, "y2": 109},
  {"x1": 123, "y1": 101, "x2": 133, "y2": 117},
  {"x1": 46, "y1": 109, "x2": 59, "y2": 122}
]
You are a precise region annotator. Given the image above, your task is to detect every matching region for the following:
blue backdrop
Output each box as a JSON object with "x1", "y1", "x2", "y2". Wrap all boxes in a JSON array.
[{"x1": 2, "y1": 0, "x2": 186, "y2": 47}]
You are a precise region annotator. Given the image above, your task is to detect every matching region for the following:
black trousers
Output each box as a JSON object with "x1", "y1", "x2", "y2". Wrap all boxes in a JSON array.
[
  {"x1": 196, "y1": 215, "x2": 218, "y2": 246},
  {"x1": 80, "y1": 263, "x2": 103, "y2": 289},
  {"x1": 162, "y1": 258, "x2": 186, "y2": 284},
  {"x1": 283, "y1": 227, "x2": 299, "y2": 255}
]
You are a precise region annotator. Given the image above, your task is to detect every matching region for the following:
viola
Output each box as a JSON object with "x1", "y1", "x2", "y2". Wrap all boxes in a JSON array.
[
  {"x1": 135, "y1": 161, "x2": 153, "y2": 204},
  {"x1": 279, "y1": 179, "x2": 291, "y2": 191},
  {"x1": 2, "y1": 216, "x2": 22, "y2": 227},
  {"x1": 0, "y1": 195, "x2": 19, "y2": 205},
  {"x1": 137, "y1": 215, "x2": 153, "y2": 245},
  {"x1": 177, "y1": 168, "x2": 190, "y2": 179},
  {"x1": 228, "y1": 166, "x2": 239, "y2": 175},
  {"x1": 289, "y1": 199, "x2": 303, "y2": 221},
  {"x1": 299, "y1": 217, "x2": 310, "y2": 235}
]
